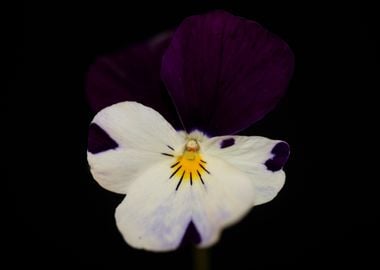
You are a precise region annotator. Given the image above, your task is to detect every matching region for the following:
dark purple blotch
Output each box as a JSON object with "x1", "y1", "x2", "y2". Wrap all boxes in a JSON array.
[
  {"x1": 88, "y1": 123, "x2": 118, "y2": 154},
  {"x1": 179, "y1": 220, "x2": 201, "y2": 247},
  {"x1": 265, "y1": 142, "x2": 290, "y2": 172},
  {"x1": 220, "y1": 138, "x2": 235, "y2": 149}
]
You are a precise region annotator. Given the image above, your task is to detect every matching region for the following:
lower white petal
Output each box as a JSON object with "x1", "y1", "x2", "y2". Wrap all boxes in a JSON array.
[
  {"x1": 190, "y1": 155, "x2": 255, "y2": 247},
  {"x1": 115, "y1": 160, "x2": 192, "y2": 252}
]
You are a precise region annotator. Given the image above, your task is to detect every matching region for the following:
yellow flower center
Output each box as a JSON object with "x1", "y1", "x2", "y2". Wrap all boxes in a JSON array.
[{"x1": 169, "y1": 139, "x2": 210, "y2": 190}]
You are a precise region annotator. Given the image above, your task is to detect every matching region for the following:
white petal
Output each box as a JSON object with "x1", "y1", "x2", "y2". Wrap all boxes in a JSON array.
[
  {"x1": 92, "y1": 101, "x2": 184, "y2": 152},
  {"x1": 88, "y1": 149, "x2": 164, "y2": 193},
  {"x1": 115, "y1": 160, "x2": 192, "y2": 252},
  {"x1": 202, "y1": 136, "x2": 287, "y2": 205},
  {"x1": 88, "y1": 101, "x2": 185, "y2": 194},
  {"x1": 191, "y1": 155, "x2": 255, "y2": 247}
]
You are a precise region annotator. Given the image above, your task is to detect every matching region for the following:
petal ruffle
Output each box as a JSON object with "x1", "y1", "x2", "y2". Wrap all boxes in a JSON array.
[
  {"x1": 203, "y1": 136, "x2": 288, "y2": 205},
  {"x1": 87, "y1": 102, "x2": 184, "y2": 194},
  {"x1": 85, "y1": 32, "x2": 182, "y2": 129},
  {"x1": 161, "y1": 10, "x2": 294, "y2": 135}
]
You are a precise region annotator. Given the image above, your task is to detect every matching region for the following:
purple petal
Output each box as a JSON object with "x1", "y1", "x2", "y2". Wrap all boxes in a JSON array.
[
  {"x1": 161, "y1": 10, "x2": 294, "y2": 136},
  {"x1": 85, "y1": 32, "x2": 182, "y2": 129}
]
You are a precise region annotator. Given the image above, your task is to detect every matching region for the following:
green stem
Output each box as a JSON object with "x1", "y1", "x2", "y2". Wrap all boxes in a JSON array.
[{"x1": 193, "y1": 247, "x2": 210, "y2": 270}]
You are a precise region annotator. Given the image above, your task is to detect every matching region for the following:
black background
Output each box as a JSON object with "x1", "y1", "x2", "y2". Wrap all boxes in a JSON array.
[{"x1": 10, "y1": 0, "x2": 378, "y2": 268}]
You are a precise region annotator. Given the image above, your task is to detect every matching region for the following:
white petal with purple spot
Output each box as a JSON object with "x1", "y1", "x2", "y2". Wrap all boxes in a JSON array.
[
  {"x1": 88, "y1": 102, "x2": 184, "y2": 193},
  {"x1": 203, "y1": 136, "x2": 288, "y2": 205}
]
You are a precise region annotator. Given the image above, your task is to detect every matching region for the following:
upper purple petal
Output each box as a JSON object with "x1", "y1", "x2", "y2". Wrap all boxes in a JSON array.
[
  {"x1": 85, "y1": 32, "x2": 182, "y2": 129},
  {"x1": 161, "y1": 10, "x2": 294, "y2": 136}
]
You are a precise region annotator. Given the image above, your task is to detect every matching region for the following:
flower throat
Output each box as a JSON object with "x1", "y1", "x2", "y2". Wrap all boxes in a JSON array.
[{"x1": 168, "y1": 139, "x2": 210, "y2": 190}]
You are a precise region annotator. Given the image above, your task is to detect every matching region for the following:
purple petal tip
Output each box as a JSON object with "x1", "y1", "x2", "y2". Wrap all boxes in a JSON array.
[
  {"x1": 88, "y1": 123, "x2": 118, "y2": 154},
  {"x1": 265, "y1": 142, "x2": 290, "y2": 171}
]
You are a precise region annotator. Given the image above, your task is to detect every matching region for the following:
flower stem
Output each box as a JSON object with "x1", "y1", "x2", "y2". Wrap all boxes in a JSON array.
[{"x1": 193, "y1": 247, "x2": 210, "y2": 270}]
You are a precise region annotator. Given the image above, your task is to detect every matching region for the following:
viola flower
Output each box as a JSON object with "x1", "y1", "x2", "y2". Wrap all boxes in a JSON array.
[{"x1": 86, "y1": 10, "x2": 294, "y2": 252}]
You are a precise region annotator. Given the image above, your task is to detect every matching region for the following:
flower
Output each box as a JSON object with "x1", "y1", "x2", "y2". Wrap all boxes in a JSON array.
[{"x1": 86, "y1": 10, "x2": 294, "y2": 252}]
